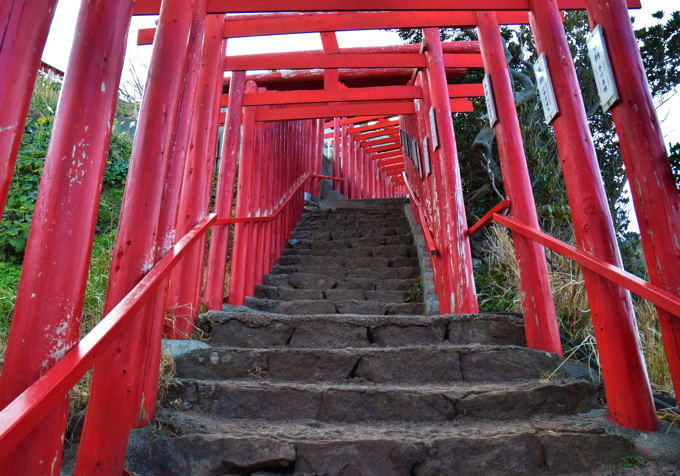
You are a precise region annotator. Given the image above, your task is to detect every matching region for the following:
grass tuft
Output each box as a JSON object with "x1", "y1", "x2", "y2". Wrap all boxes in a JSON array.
[{"x1": 475, "y1": 224, "x2": 674, "y2": 396}]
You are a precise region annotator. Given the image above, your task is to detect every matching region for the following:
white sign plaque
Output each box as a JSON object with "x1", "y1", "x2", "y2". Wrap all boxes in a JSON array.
[
  {"x1": 533, "y1": 53, "x2": 559, "y2": 124},
  {"x1": 587, "y1": 25, "x2": 619, "y2": 113},
  {"x1": 422, "y1": 137, "x2": 432, "y2": 177},
  {"x1": 429, "y1": 106, "x2": 439, "y2": 150},
  {"x1": 483, "y1": 73, "x2": 498, "y2": 127}
]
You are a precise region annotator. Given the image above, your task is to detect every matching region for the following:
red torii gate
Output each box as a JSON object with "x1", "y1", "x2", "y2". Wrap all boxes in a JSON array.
[{"x1": 1, "y1": 0, "x2": 679, "y2": 474}]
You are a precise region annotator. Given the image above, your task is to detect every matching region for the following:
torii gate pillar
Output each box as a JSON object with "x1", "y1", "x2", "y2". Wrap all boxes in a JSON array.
[{"x1": 529, "y1": 0, "x2": 657, "y2": 430}]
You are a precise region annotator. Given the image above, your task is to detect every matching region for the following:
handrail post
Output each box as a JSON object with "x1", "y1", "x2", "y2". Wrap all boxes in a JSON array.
[
  {"x1": 75, "y1": 1, "x2": 199, "y2": 471},
  {"x1": 423, "y1": 28, "x2": 478, "y2": 313},
  {"x1": 316, "y1": 119, "x2": 324, "y2": 196},
  {"x1": 409, "y1": 94, "x2": 446, "y2": 299},
  {"x1": 529, "y1": 0, "x2": 657, "y2": 430},
  {"x1": 228, "y1": 81, "x2": 259, "y2": 305},
  {"x1": 333, "y1": 118, "x2": 341, "y2": 192},
  {"x1": 585, "y1": 0, "x2": 680, "y2": 407},
  {"x1": 204, "y1": 73, "x2": 247, "y2": 309},
  {"x1": 164, "y1": 16, "x2": 225, "y2": 338},
  {"x1": 0, "y1": 2, "x2": 134, "y2": 472},
  {"x1": 341, "y1": 124, "x2": 350, "y2": 197},
  {"x1": 476, "y1": 12, "x2": 562, "y2": 356},
  {"x1": 0, "y1": 0, "x2": 58, "y2": 217},
  {"x1": 253, "y1": 117, "x2": 268, "y2": 285},
  {"x1": 138, "y1": 3, "x2": 209, "y2": 424}
]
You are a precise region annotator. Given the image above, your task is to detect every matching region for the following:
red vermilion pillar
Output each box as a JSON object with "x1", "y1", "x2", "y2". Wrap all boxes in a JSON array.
[
  {"x1": 228, "y1": 81, "x2": 258, "y2": 305},
  {"x1": 250, "y1": 118, "x2": 266, "y2": 287},
  {"x1": 585, "y1": 0, "x2": 680, "y2": 408},
  {"x1": 0, "y1": 0, "x2": 58, "y2": 217},
  {"x1": 315, "y1": 119, "x2": 323, "y2": 196},
  {"x1": 529, "y1": 0, "x2": 657, "y2": 430},
  {"x1": 333, "y1": 118, "x2": 341, "y2": 191},
  {"x1": 341, "y1": 125, "x2": 349, "y2": 196},
  {"x1": 347, "y1": 135, "x2": 356, "y2": 198},
  {"x1": 0, "y1": 1, "x2": 133, "y2": 472},
  {"x1": 204, "y1": 71, "x2": 247, "y2": 310},
  {"x1": 477, "y1": 12, "x2": 562, "y2": 356},
  {"x1": 423, "y1": 28, "x2": 478, "y2": 313},
  {"x1": 138, "y1": 1, "x2": 208, "y2": 425},
  {"x1": 165, "y1": 17, "x2": 225, "y2": 337},
  {"x1": 415, "y1": 73, "x2": 449, "y2": 305},
  {"x1": 75, "y1": 2, "x2": 199, "y2": 472}
]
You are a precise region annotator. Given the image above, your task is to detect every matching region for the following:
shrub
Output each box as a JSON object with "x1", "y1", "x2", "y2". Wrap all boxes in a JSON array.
[{"x1": 475, "y1": 224, "x2": 674, "y2": 396}]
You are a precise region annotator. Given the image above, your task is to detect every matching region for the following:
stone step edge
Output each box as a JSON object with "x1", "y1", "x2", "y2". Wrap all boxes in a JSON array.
[
  {"x1": 245, "y1": 297, "x2": 423, "y2": 310},
  {"x1": 171, "y1": 376, "x2": 594, "y2": 396},
  {"x1": 125, "y1": 409, "x2": 640, "y2": 476},
  {"x1": 176, "y1": 342, "x2": 542, "y2": 354},
  {"x1": 153, "y1": 408, "x2": 621, "y2": 442},
  {"x1": 201, "y1": 310, "x2": 524, "y2": 326}
]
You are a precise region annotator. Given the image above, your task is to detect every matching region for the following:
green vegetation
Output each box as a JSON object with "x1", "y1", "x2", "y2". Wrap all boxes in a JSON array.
[
  {"x1": 617, "y1": 455, "x2": 646, "y2": 468},
  {"x1": 396, "y1": 11, "x2": 679, "y2": 396},
  {"x1": 0, "y1": 74, "x2": 133, "y2": 363}
]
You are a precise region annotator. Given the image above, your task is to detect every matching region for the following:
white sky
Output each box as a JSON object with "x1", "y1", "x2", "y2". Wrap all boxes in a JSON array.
[
  {"x1": 42, "y1": 0, "x2": 679, "y2": 146},
  {"x1": 41, "y1": 1, "x2": 677, "y2": 234}
]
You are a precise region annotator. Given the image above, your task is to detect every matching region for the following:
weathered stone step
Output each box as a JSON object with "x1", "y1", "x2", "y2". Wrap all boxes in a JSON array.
[
  {"x1": 290, "y1": 229, "x2": 408, "y2": 241},
  {"x1": 168, "y1": 378, "x2": 598, "y2": 423},
  {"x1": 291, "y1": 229, "x2": 411, "y2": 241},
  {"x1": 294, "y1": 218, "x2": 408, "y2": 227},
  {"x1": 284, "y1": 234, "x2": 413, "y2": 250},
  {"x1": 126, "y1": 410, "x2": 637, "y2": 476},
  {"x1": 305, "y1": 210, "x2": 406, "y2": 219},
  {"x1": 283, "y1": 244, "x2": 416, "y2": 258},
  {"x1": 296, "y1": 213, "x2": 404, "y2": 221},
  {"x1": 289, "y1": 238, "x2": 414, "y2": 252},
  {"x1": 262, "y1": 273, "x2": 418, "y2": 291},
  {"x1": 202, "y1": 311, "x2": 526, "y2": 348},
  {"x1": 297, "y1": 214, "x2": 404, "y2": 222},
  {"x1": 293, "y1": 217, "x2": 407, "y2": 227},
  {"x1": 319, "y1": 198, "x2": 406, "y2": 210},
  {"x1": 306, "y1": 202, "x2": 403, "y2": 210},
  {"x1": 277, "y1": 255, "x2": 417, "y2": 268},
  {"x1": 270, "y1": 265, "x2": 419, "y2": 280},
  {"x1": 255, "y1": 285, "x2": 414, "y2": 303},
  {"x1": 174, "y1": 345, "x2": 564, "y2": 384},
  {"x1": 245, "y1": 297, "x2": 423, "y2": 315}
]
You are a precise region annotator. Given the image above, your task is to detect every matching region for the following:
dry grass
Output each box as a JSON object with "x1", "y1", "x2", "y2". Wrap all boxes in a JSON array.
[
  {"x1": 66, "y1": 233, "x2": 181, "y2": 421},
  {"x1": 478, "y1": 224, "x2": 674, "y2": 397}
]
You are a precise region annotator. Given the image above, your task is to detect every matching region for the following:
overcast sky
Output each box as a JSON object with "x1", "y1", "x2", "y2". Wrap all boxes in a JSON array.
[
  {"x1": 39, "y1": 1, "x2": 677, "y2": 234},
  {"x1": 43, "y1": 0, "x2": 680, "y2": 147},
  {"x1": 42, "y1": 1, "x2": 678, "y2": 145}
]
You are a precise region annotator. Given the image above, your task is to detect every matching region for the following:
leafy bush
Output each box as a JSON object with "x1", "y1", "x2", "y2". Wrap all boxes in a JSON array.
[
  {"x1": 0, "y1": 73, "x2": 133, "y2": 351},
  {"x1": 0, "y1": 75, "x2": 132, "y2": 262},
  {"x1": 0, "y1": 261, "x2": 21, "y2": 340},
  {"x1": 0, "y1": 114, "x2": 52, "y2": 261}
]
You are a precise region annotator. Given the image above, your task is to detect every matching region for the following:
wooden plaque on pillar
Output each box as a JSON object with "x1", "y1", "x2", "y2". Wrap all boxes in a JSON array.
[
  {"x1": 483, "y1": 73, "x2": 498, "y2": 127},
  {"x1": 429, "y1": 106, "x2": 439, "y2": 150},
  {"x1": 587, "y1": 25, "x2": 620, "y2": 113},
  {"x1": 533, "y1": 53, "x2": 559, "y2": 124}
]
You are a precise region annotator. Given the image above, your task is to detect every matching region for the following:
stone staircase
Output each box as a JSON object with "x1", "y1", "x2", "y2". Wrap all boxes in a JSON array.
[
  {"x1": 246, "y1": 199, "x2": 423, "y2": 316},
  {"x1": 125, "y1": 199, "x2": 654, "y2": 475}
]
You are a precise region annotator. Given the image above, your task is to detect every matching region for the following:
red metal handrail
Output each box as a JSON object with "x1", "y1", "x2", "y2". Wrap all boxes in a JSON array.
[
  {"x1": 493, "y1": 213, "x2": 680, "y2": 317},
  {"x1": 467, "y1": 199, "x2": 511, "y2": 236},
  {"x1": 0, "y1": 214, "x2": 216, "y2": 458},
  {"x1": 214, "y1": 173, "x2": 345, "y2": 225}
]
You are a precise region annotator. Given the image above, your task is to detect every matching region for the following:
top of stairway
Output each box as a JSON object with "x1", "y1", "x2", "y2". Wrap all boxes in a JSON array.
[{"x1": 317, "y1": 197, "x2": 406, "y2": 210}]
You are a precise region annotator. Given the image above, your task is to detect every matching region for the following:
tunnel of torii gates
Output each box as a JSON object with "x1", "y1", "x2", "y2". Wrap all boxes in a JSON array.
[{"x1": 0, "y1": 0, "x2": 679, "y2": 473}]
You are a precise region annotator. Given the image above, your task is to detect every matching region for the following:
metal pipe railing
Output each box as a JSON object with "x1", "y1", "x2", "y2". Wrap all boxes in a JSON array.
[{"x1": 0, "y1": 214, "x2": 216, "y2": 461}]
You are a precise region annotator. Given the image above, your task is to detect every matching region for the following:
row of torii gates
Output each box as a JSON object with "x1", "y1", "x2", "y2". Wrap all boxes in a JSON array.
[{"x1": 0, "y1": 0, "x2": 679, "y2": 474}]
